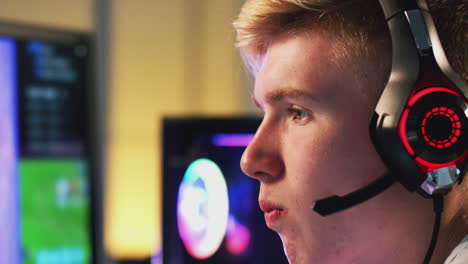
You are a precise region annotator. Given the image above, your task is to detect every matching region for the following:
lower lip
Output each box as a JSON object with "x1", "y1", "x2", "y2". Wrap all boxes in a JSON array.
[{"x1": 264, "y1": 209, "x2": 286, "y2": 228}]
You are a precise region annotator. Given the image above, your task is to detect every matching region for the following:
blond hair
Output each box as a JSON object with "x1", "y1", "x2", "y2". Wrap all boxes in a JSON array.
[{"x1": 233, "y1": 0, "x2": 467, "y2": 88}]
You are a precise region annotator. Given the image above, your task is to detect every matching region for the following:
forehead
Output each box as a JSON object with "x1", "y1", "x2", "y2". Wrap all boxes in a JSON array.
[{"x1": 254, "y1": 31, "x2": 350, "y2": 104}]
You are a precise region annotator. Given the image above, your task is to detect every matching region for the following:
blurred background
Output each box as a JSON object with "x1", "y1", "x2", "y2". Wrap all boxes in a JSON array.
[{"x1": 0, "y1": 1, "x2": 288, "y2": 264}]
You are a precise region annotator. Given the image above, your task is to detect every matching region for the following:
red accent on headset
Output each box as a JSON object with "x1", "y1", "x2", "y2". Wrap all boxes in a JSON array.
[
  {"x1": 407, "y1": 87, "x2": 460, "y2": 107},
  {"x1": 421, "y1": 107, "x2": 462, "y2": 149},
  {"x1": 415, "y1": 151, "x2": 468, "y2": 173},
  {"x1": 415, "y1": 157, "x2": 455, "y2": 173},
  {"x1": 399, "y1": 87, "x2": 467, "y2": 173}
]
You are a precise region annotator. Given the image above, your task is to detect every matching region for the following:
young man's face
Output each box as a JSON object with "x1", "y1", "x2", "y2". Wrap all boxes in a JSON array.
[{"x1": 240, "y1": 31, "x2": 434, "y2": 264}]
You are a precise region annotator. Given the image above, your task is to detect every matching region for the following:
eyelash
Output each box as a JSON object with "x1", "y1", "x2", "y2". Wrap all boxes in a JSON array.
[{"x1": 287, "y1": 106, "x2": 310, "y2": 122}]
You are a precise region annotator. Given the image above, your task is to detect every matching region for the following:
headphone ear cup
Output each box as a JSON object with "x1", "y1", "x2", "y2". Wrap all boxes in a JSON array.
[
  {"x1": 401, "y1": 88, "x2": 467, "y2": 166},
  {"x1": 396, "y1": 87, "x2": 468, "y2": 194}
]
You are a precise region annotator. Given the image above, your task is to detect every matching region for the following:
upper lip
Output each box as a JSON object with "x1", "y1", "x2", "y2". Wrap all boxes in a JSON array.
[{"x1": 259, "y1": 200, "x2": 284, "y2": 213}]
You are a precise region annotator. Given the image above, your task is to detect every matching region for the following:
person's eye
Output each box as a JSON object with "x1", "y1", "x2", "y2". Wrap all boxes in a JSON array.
[{"x1": 287, "y1": 106, "x2": 310, "y2": 122}]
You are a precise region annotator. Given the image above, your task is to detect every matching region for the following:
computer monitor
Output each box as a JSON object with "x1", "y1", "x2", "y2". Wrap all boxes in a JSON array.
[
  {"x1": 0, "y1": 22, "x2": 97, "y2": 264},
  {"x1": 162, "y1": 117, "x2": 288, "y2": 264}
]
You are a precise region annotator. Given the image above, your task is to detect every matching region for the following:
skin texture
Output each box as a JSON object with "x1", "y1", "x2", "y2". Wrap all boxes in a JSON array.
[{"x1": 240, "y1": 30, "x2": 437, "y2": 264}]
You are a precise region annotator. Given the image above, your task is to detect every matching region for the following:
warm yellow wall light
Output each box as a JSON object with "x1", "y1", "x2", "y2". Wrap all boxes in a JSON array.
[{"x1": 104, "y1": 0, "x2": 248, "y2": 259}]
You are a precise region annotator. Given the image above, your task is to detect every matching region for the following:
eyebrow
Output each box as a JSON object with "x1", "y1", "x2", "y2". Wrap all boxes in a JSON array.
[{"x1": 252, "y1": 88, "x2": 320, "y2": 107}]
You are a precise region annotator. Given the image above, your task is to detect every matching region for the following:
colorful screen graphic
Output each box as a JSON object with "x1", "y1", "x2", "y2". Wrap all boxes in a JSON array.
[
  {"x1": 177, "y1": 159, "x2": 229, "y2": 259},
  {"x1": 20, "y1": 159, "x2": 91, "y2": 264},
  {"x1": 162, "y1": 118, "x2": 288, "y2": 264},
  {"x1": 0, "y1": 36, "x2": 20, "y2": 264}
]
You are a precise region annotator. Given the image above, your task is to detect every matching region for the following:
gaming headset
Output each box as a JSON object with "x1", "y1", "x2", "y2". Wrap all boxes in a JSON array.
[{"x1": 312, "y1": 0, "x2": 467, "y2": 263}]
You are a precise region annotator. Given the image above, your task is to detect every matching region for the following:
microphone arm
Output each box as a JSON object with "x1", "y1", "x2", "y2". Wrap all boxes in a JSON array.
[{"x1": 312, "y1": 173, "x2": 397, "y2": 216}]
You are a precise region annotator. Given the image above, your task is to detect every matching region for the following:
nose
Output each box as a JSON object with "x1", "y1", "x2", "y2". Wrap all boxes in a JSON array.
[{"x1": 240, "y1": 118, "x2": 284, "y2": 182}]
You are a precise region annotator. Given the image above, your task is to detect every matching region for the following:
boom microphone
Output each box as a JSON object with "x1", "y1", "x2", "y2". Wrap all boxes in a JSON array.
[{"x1": 312, "y1": 173, "x2": 396, "y2": 216}]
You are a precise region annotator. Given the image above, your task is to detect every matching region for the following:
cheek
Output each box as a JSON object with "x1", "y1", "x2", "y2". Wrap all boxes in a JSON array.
[
  {"x1": 333, "y1": 113, "x2": 387, "y2": 183},
  {"x1": 284, "y1": 114, "x2": 385, "y2": 199},
  {"x1": 284, "y1": 121, "x2": 341, "y2": 196}
]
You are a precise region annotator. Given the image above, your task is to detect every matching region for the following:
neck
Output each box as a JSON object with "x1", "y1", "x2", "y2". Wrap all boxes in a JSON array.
[{"x1": 430, "y1": 184, "x2": 468, "y2": 263}]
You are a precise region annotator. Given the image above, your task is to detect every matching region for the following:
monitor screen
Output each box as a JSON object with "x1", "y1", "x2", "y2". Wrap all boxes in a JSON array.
[
  {"x1": 0, "y1": 23, "x2": 94, "y2": 264},
  {"x1": 162, "y1": 117, "x2": 288, "y2": 264}
]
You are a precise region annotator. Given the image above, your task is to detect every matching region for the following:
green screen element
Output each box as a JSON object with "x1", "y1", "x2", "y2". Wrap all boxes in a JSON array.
[{"x1": 20, "y1": 159, "x2": 91, "y2": 264}]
